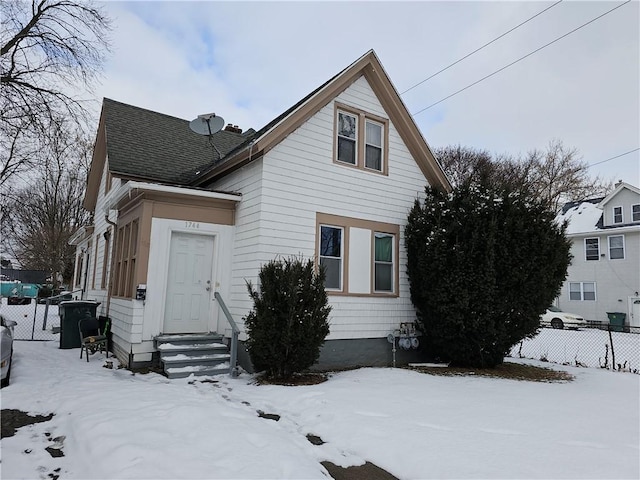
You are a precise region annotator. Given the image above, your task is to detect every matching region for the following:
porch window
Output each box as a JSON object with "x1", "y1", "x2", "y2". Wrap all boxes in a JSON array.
[
  {"x1": 608, "y1": 235, "x2": 624, "y2": 259},
  {"x1": 319, "y1": 225, "x2": 343, "y2": 290},
  {"x1": 113, "y1": 219, "x2": 139, "y2": 298},
  {"x1": 374, "y1": 233, "x2": 394, "y2": 292},
  {"x1": 584, "y1": 238, "x2": 599, "y2": 261}
]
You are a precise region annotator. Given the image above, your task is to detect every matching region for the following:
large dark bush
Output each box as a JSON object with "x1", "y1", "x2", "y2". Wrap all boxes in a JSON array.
[
  {"x1": 244, "y1": 257, "x2": 331, "y2": 379},
  {"x1": 405, "y1": 183, "x2": 571, "y2": 368}
]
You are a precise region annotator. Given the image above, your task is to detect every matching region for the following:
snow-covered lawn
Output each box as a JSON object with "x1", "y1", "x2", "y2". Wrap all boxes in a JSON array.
[{"x1": 1, "y1": 341, "x2": 638, "y2": 480}]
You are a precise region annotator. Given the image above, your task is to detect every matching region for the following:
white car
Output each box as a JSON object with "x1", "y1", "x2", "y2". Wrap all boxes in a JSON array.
[
  {"x1": 540, "y1": 306, "x2": 587, "y2": 330},
  {"x1": 1, "y1": 314, "x2": 17, "y2": 387}
]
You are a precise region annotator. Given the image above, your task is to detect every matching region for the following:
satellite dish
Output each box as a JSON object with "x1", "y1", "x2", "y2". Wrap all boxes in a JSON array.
[{"x1": 189, "y1": 113, "x2": 225, "y2": 136}]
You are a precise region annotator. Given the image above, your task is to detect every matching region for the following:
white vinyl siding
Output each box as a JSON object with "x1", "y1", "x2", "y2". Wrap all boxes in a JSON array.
[{"x1": 248, "y1": 75, "x2": 425, "y2": 339}]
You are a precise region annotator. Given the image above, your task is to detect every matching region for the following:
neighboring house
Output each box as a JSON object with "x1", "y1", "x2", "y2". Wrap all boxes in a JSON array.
[
  {"x1": 556, "y1": 182, "x2": 640, "y2": 327},
  {"x1": 69, "y1": 50, "x2": 451, "y2": 371}
]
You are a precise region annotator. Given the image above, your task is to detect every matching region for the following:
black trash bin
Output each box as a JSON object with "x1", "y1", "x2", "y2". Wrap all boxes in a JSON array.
[
  {"x1": 59, "y1": 301, "x2": 101, "y2": 349},
  {"x1": 607, "y1": 312, "x2": 626, "y2": 333}
]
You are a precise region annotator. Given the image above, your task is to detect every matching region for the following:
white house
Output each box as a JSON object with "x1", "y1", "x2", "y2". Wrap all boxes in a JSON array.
[
  {"x1": 556, "y1": 182, "x2": 640, "y2": 328},
  {"x1": 69, "y1": 50, "x2": 451, "y2": 374}
]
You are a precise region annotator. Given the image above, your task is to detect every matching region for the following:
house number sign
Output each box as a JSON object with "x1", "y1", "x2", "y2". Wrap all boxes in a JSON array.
[{"x1": 185, "y1": 221, "x2": 200, "y2": 229}]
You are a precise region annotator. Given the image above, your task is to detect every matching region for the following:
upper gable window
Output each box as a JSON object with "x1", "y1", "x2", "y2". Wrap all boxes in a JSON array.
[
  {"x1": 632, "y1": 204, "x2": 640, "y2": 222},
  {"x1": 612, "y1": 206, "x2": 623, "y2": 224},
  {"x1": 334, "y1": 103, "x2": 388, "y2": 175},
  {"x1": 337, "y1": 112, "x2": 357, "y2": 165}
]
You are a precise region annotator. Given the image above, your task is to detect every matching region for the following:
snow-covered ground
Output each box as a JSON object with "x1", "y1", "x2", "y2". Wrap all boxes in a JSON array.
[{"x1": 1, "y1": 341, "x2": 638, "y2": 479}]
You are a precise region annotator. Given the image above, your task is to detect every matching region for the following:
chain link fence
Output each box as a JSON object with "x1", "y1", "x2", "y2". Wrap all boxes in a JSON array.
[
  {"x1": 0, "y1": 297, "x2": 61, "y2": 341},
  {"x1": 510, "y1": 324, "x2": 640, "y2": 374}
]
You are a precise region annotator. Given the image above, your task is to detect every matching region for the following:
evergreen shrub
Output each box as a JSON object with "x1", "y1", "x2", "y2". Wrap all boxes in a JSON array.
[
  {"x1": 244, "y1": 257, "x2": 331, "y2": 379},
  {"x1": 405, "y1": 183, "x2": 571, "y2": 368}
]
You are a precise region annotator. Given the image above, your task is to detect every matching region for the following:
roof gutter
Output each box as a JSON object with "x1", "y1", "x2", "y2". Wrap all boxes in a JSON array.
[
  {"x1": 566, "y1": 224, "x2": 640, "y2": 237},
  {"x1": 103, "y1": 181, "x2": 241, "y2": 212}
]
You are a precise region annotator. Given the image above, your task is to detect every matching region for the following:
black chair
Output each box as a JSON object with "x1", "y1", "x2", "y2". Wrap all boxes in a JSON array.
[{"x1": 78, "y1": 317, "x2": 108, "y2": 362}]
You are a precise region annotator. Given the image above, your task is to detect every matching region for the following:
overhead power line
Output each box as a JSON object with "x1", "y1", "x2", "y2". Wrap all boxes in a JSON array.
[
  {"x1": 400, "y1": 0, "x2": 564, "y2": 95},
  {"x1": 412, "y1": 0, "x2": 631, "y2": 116},
  {"x1": 587, "y1": 148, "x2": 640, "y2": 168}
]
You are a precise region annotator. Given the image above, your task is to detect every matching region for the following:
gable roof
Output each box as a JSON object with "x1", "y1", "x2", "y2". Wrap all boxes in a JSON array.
[
  {"x1": 192, "y1": 50, "x2": 451, "y2": 191},
  {"x1": 558, "y1": 198, "x2": 604, "y2": 234},
  {"x1": 597, "y1": 182, "x2": 640, "y2": 208},
  {"x1": 85, "y1": 50, "x2": 451, "y2": 211},
  {"x1": 84, "y1": 99, "x2": 251, "y2": 210}
]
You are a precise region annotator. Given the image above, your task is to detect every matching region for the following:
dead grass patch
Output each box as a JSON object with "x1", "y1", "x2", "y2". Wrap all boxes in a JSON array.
[
  {"x1": 408, "y1": 362, "x2": 574, "y2": 382},
  {"x1": 256, "y1": 372, "x2": 328, "y2": 386}
]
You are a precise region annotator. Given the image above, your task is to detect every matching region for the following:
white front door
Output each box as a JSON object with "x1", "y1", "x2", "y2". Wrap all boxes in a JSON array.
[{"x1": 163, "y1": 232, "x2": 215, "y2": 334}]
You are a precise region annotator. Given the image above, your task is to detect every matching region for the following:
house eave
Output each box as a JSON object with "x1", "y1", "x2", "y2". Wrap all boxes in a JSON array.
[
  {"x1": 103, "y1": 181, "x2": 241, "y2": 213},
  {"x1": 68, "y1": 226, "x2": 95, "y2": 246}
]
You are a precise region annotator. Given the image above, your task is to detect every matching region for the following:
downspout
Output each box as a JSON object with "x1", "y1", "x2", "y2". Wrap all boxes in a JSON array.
[{"x1": 104, "y1": 213, "x2": 118, "y2": 319}]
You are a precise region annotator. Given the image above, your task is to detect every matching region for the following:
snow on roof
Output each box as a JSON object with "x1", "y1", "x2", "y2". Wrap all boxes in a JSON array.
[{"x1": 557, "y1": 201, "x2": 603, "y2": 234}]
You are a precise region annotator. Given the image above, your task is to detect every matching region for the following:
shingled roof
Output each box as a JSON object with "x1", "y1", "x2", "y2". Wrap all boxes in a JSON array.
[{"x1": 102, "y1": 98, "x2": 251, "y2": 185}]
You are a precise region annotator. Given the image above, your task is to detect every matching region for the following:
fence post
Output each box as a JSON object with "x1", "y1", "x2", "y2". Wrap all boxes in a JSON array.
[
  {"x1": 30, "y1": 299, "x2": 37, "y2": 340},
  {"x1": 607, "y1": 325, "x2": 616, "y2": 371}
]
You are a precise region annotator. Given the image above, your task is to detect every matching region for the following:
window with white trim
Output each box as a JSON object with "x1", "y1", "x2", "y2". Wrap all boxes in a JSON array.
[
  {"x1": 584, "y1": 238, "x2": 599, "y2": 261},
  {"x1": 569, "y1": 282, "x2": 596, "y2": 301},
  {"x1": 319, "y1": 225, "x2": 343, "y2": 290},
  {"x1": 335, "y1": 104, "x2": 388, "y2": 174},
  {"x1": 612, "y1": 206, "x2": 623, "y2": 224},
  {"x1": 374, "y1": 233, "x2": 394, "y2": 292},
  {"x1": 608, "y1": 235, "x2": 624, "y2": 259},
  {"x1": 632, "y1": 204, "x2": 640, "y2": 222}
]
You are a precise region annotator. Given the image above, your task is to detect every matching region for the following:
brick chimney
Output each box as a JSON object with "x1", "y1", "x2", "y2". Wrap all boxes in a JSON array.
[{"x1": 224, "y1": 124, "x2": 242, "y2": 134}]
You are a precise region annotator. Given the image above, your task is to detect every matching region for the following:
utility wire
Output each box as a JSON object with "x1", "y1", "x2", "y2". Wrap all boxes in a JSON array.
[
  {"x1": 587, "y1": 148, "x2": 639, "y2": 168},
  {"x1": 412, "y1": 0, "x2": 631, "y2": 116},
  {"x1": 400, "y1": 0, "x2": 564, "y2": 95}
]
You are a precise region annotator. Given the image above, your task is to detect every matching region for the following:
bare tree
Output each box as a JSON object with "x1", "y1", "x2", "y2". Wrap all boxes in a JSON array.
[
  {"x1": 0, "y1": 0, "x2": 110, "y2": 185},
  {"x1": 436, "y1": 140, "x2": 612, "y2": 211},
  {"x1": 2, "y1": 122, "x2": 91, "y2": 286}
]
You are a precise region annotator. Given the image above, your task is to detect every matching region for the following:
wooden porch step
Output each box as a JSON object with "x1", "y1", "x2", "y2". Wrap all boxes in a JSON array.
[{"x1": 165, "y1": 363, "x2": 231, "y2": 379}]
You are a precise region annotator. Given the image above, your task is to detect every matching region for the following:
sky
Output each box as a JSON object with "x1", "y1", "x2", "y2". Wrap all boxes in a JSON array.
[
  {"x1": 89, "y1": 0, "x2": 640, "y2": 189},
  {"x1": 1, "y1": 337, "x2": 638, "y2": 479}
]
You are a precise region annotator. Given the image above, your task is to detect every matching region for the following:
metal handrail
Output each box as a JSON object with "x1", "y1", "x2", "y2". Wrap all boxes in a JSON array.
[{"x1": 214, "y1": 291, "x2": 240, "y2": 378}]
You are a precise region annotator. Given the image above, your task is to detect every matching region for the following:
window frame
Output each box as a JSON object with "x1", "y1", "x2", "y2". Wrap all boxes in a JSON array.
[
  {"x1": 336, "y1": 111, "x2": 358, "y2": 166},
  {"x1": 608, "y1": 234, "x2": 625, "y2": 260},
  {"x1": 316, "y1": 213, "x2": 399, "y2": 297},
  {"x1": 569, "y1": 282, "x2": 596, "y2": 301},
  {"x1": 632, "y1": 204, "x2": 640, "y2": 222},
  {"x1": 612, "y1": 206, "x2": 623, "y2": 224},
  {"x1": 334, "y1": 103, "x2": 389, "y2": 175},
  {"x1": 319, "y1": 224, "x2": 344, "y2": 292},
  {"x1": 373, "y1": 232, "x2": 395, "y2": 293},
  {"x1": 584, "y1": 237, "x2": 600, "y2": 261}
]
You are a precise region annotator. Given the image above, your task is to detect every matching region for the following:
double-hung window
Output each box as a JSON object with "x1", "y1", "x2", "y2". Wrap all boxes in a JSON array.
[
  {"x1": 632, "y1": 204, "x2": 640, "y2": 222},
  {"x1": 569, "y1": 282, "x2": 596, "y2": 301},
  {"x1": 584, "y1": 238, "x2": 600, "y2": 261},
  {"x1": 608, "y1": 235, "x2": 624, "y2": 259},
  {"x1": 337, "y1": 112, "x2": 357, "y2": 165},
  {"x1": 335, "y1": 103, "x2": 388, "y2": 174},
  {"x1": 374, "y1": 233, "x2": 394, "y2": 292},
  {"x1": 319, "y1": 225, "x2": 343, "y2": 290},
  {"x1": 612, "y1": 206, "x2": 623, "y2": 224}
]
